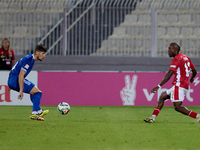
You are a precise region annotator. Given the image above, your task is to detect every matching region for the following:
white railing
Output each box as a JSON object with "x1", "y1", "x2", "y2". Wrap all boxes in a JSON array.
[{"x1": 64, "y1": 0, "x2": 137, "y2": 56}]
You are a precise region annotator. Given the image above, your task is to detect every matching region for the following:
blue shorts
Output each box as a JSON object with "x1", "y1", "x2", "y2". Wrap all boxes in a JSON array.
[{"x1": 7, "y1": 76, "x2": 35, "y2": 94}]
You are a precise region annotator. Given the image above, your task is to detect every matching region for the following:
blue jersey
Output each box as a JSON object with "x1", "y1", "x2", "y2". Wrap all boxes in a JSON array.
[{"x1": 10, "y1": 54, "x2": 35, "y2": 78}]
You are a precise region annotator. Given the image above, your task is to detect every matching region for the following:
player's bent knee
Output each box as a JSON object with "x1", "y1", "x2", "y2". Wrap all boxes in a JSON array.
[
  {"x1": 173, "y1": 102, "x2": 182, "y2": 112},
  {"x1": 30, "y1": 86, "x2": 42, "y2": 95},
  {"x1": 174, "y1": 106, "x2": 179, "y2": 112},
  {"x1": 174, "y1": 104, "x2": 181, "y2": 112}
]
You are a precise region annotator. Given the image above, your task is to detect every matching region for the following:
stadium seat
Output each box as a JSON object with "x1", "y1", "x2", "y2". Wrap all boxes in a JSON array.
[
  {"x1": 193, "y1": 14, "x2": 200, "y2": 26},
  {"x1": 157, "y1": 27, "x2": 166, "y2": 38},
  {"x1": 24, "y1": 13, "x2": 38, "y2": 25},
  {"x1": 109, "y1": 26, "x2": 128, "y2": 39},
  {"x1": 116, "y1": 38, "x2": 128, "y2": 50},
  {"x1": 142, "y1": 40, "x2": 151, "y2": 56},
  {"x1": 157, "y1": 14, "x2": 167, "y2": 26},
  {"x1": 160, "y1": 0, "x2": 179, "y2": 13},
  {"x1": 36, "y1": 1, "x2": 50, "y2": 13},
  {"x1": 134, "y1": 1, "x2": 151, "y2": 14},
  {"x1": 0, "y1": 13, "x2": 7, "y2": 25},
  {"x1": 49, "y1": 1, "x2": 65, "y2": 13},
  {"x1": 36, "y1": 13, "x2": 53, "y2": 25},
  {"x1": 191, "y1": 27, "x2": 200, "y2": 39},
  {"x1": 14, "y1": 38, "x2": 29, "y2": 55},
  {"x1": 165, "y1": 14, "x2": 179, "y2": 26},
  {"x1": 96, "y1": 47, "x2": 119, "y2": 56},
  {"x1": 165, "y1": 27, "x2": 180, "y2": 39},
  {"x1": 96, "y1": 39, "x2": 116, "y2": 53},
  {"x1": 8, "y1": 1, "x2": 21, "y2": 13},
  {"x1": 0, "y1": 13, "x2": 12, "y2": 25},
  {"x1": 179, "y1": 14, "x2": 194, "y2": 26},
  {"x1": 22, "y1": 1, "x2": 37, "y2": 13},
  {"x1": 138, "y1": 14, "x2": 151, "y2": 26},
  {"x1": 26, "y1": 26, "x2": 41, "y2": 38},
  {"x1": 13, "y1": 26, "x2": 27, "y2": 38},
  {"x1": 96, "y1": 38, "x2": 132, "y2": 56},
  {"x1": 0, "y1": 26, "x2": 14, "y2": 38},
  {"x1": 151, "y1": 0, "x2": 163, "y2": 10},
  {"x1": 125, "y1": 26, "x2": 139, "y2": 37},
  {"x1": 127, "y1": 39, "x2": 151, "y2": 57},
  {"x1": 127, "y1": 39, "x2": 143, "y2": 56},
  {"x1": 0, "y1": 1, "x2": 9, "y2": 13},
  {"x1": 176, "y1": 1, "x2": 190, "y2": 12},
  {"x1": 138, "y1": 26, "x2": 151, "y2": 39},
  {"x1": 11, "y1": 14, "x2": 25, "y2": 25},
  {"x1": 181, "y1": 39, "x2": 197, "y2": 57},
  {"x1": 135, "y1": 1, "x2": 149, "y2": 10},
  {"x1": 157, "y1": 39, "x2": 168, "y2": 57},
  {"x1": 179, "y1": 27, "x2": 193, "y2": 39},
  {"x1": 121, "y1": 14, "x2": 138, "y2": 26}
]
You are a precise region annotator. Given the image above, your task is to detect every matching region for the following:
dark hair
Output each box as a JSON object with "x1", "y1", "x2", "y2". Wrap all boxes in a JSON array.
[
  {"x1": 170, "y1": 42, "x2": 180, "y2": 52},
  {"x1": 35, "y1": 44, "x2": 47, "y2": 53}
]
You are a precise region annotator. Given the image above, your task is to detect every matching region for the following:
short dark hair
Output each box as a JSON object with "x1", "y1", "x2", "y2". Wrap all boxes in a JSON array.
[
  {"x1": 170, "y1": 42, "x2": 180, "y2": 52},
  {"x1": 35, "y1": 44, "x2": 47, "y2": 53}
]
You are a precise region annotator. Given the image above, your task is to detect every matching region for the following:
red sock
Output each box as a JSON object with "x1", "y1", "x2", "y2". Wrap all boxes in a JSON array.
[
  {"x1": 152, "y1": 107, "x2": 161, "y2": 117},
  {"x1": 188, "y1": 110, "x2": 198, "y2": 118}
]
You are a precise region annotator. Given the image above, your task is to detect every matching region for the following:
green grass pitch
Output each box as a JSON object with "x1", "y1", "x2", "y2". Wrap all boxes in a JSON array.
[{"x1": 0, "y1": 106, "x2": 200, "y2": 150}]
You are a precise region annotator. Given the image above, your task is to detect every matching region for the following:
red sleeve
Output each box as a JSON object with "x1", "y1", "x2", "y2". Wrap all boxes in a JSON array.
[
  {"x1": 169, "y1": 58, "x2": 179, "y2": 71},
  {"x1": 10, "y1": 49, "x2": 15, "y2": 60}
]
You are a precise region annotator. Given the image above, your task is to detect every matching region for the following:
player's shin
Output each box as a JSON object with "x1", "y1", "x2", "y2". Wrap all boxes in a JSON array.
[
  {"x1": 188, "y1": 110, "x2": 200, "y2": 123},
  {"x1": 152, "y1": 107, "x2": 161, "y2": 117},
  {"x1": 30, "y1": 92, "x2": 42, "y2": 114},
  {"x1": 188, "y1": 110, "x2": 198, "y2": 118}
]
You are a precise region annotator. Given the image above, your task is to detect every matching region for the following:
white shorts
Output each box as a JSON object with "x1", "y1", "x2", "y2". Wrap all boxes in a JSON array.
[{"x1": 166, "y1": 86, "x2": 188, "y2": 102}]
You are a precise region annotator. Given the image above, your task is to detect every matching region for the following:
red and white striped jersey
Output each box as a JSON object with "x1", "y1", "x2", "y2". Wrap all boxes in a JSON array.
[{"x1": 169, "y1": 53, "x2": 195, "y2": 89}]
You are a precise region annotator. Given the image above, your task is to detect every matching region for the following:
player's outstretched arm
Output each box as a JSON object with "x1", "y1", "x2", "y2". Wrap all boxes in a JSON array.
[
  {"x1": 151, "y1": 70, "x2": 174, "y2": 93},
  {"x1": 190, "y1": 68, "x2": 197, "y2": 83}
]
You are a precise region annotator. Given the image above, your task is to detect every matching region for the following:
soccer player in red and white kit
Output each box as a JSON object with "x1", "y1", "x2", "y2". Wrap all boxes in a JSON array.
[{"x1": 144, "y1": 43, "x2": 200, "y2": 123}]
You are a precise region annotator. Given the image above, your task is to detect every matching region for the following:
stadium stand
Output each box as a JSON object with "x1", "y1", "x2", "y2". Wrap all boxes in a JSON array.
[
  {"x1": 0, "y1": 0, "x2": 65, "y2": 54},
  {"x1": 94, "y1": 0, "x2": 200, "y2": 57},
  {"x1": 1, "y1": 0, "x2": 200, "y2": 58}
]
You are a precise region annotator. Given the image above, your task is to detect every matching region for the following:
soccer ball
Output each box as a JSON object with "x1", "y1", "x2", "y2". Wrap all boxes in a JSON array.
[{"x1": 57, "y1": 102, "x2": 70, "y2": 115}]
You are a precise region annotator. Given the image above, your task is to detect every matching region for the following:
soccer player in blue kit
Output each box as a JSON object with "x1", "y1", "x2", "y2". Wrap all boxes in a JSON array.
[{"x1": 7, "y1": 44, "x2": 49, "y2": 121}]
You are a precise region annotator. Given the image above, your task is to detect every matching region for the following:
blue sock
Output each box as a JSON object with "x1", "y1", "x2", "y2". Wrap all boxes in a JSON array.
[{"x1": 30, "y1": 92, "x2": 42, "y2": 111}]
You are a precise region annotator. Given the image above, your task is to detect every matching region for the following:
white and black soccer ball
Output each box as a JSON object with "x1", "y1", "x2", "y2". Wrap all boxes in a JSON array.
[{"x1": 57, "y1": 102, "x2": 70, "y2": 115}]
